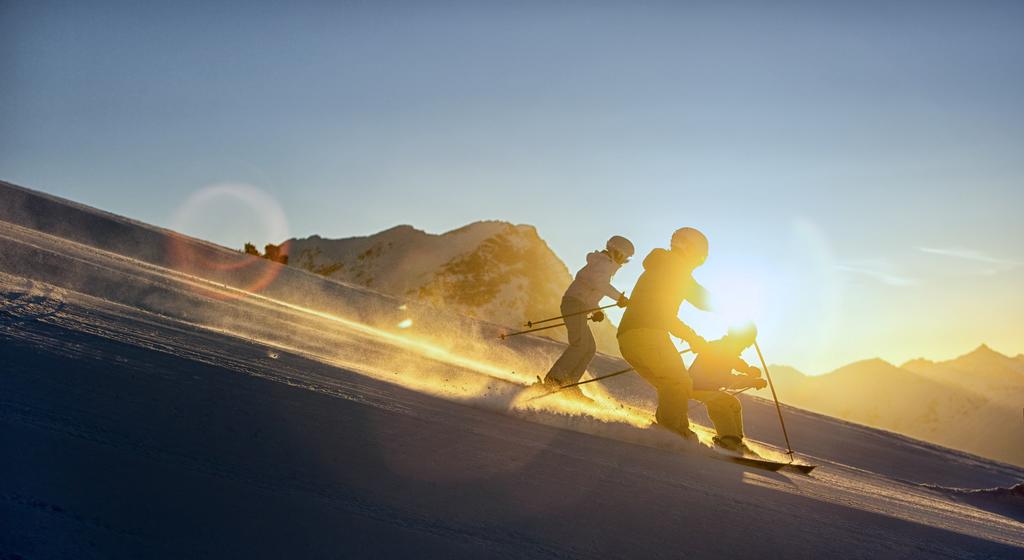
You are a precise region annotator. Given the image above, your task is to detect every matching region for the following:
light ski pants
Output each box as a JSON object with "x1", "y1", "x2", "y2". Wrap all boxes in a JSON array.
[
  {"x1": 693, "y1": 390, "x2": 744, "y2": 439},
  {"x1": 544, "y1": 296, "x2": 596, "y2": 385},
  {"x1": 618, "y1": 328, "x2": 691, "y2": 432}
]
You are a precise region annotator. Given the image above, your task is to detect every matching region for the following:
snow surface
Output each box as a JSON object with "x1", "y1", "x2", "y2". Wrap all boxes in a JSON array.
[{"x1": 2, "y1": 180, "x2": 1023, "y2": 558}]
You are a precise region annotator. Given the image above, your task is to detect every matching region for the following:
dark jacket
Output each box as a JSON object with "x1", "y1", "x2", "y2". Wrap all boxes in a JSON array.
[
  {"x1": 689, "y1": 339, "x2": 754, "y2": 391},
  {"x1": 617, "y1": 248, "x2": 710, "y2": 341}
]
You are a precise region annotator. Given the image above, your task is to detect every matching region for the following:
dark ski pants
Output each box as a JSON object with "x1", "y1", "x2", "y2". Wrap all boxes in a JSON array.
[
  {"x1": 618, "y1": 328, "x2": 692, "y2": 432},
  {"x1": 544, "y1": 296, "x2": 596, "y2": 385}
]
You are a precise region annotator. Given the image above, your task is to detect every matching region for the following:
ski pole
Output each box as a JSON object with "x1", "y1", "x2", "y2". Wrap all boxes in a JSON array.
[
  {"x1": 500, "y1": 311, "x2": 608, "y2": 340},
  {"x1": 753, "y1": 340, "x2": 795, "y2": 461},
  {"x1": 524, "y1": 302, "x2": 618, "y2": 328},
  {"x1": 560, "y1": 365, "x2": 633, "y2": 388},
  {"x1": 499, "y1": 322, "x2": 566, "y2": 340},
  {"x1": 530, "y1": 347, "x2": 693, "y2": 400}
]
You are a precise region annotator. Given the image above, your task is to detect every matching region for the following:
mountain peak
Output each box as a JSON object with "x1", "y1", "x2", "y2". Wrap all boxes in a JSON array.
[
  {"x1": 443, "y1": 220, "x2": 537, "y2": 239},
  {"x1": 381, "y1": 224, "x2": 421, "y2": 235},
  {"x1": 962, "y1": 343, "x2": 1008, "y2": 361},
  {"x1": 446, "y1": 220, "x2": 506, "y2": 231},
  {"x1": 860, "y1": 357, "x2": 898, "y2": 369},
  {"x1": 900, "y1": 357, "x2": 934, "y2": 369},
  {"x1": 827, "y1": 357, "x2": 900, "y2": 377}
]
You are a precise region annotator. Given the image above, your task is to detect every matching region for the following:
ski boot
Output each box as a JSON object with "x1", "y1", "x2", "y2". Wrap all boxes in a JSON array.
[
  {"x1": 712, "y1": 435, "x2": 756, "y2": 456},
  {"x1": 533, "y1": 377, "x2": 596, "y2": 404},
  {"x1": 655, "y1": 420, "x2": 698, "y2": 442},
  {"x1": 560, "y1": 385, "x2": 596, "y2": 405}
]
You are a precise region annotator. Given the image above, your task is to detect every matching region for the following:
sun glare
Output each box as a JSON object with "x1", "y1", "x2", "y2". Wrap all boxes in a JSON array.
[{"x1": 709, "y1": 273, "x2": 766, "y2": 326}]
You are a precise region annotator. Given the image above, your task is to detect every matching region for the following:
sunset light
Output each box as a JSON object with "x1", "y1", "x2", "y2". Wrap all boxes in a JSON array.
[{"x1": 4, "y1": 1, "x2": 1022, "y2": 557}]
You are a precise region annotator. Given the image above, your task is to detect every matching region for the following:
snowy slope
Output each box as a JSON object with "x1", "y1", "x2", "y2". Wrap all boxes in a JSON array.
[
  {"x1": 2, "y1": 179, "x2": 1023, "y2": 558},
  {"x1": 285, "y1": 223, "x2": 623, "y2": 355}
]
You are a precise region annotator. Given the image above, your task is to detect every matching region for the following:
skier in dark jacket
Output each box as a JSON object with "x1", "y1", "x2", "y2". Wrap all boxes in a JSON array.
[
  {"x1": 617, "y1": 227, "x2": 712, "y2": 439},
  {"x1": 689, "y1": 323, "x2": 767, "y2": 453},
  {"x1": 542, "y1": 236, "x2": 634, "y2": 400}
]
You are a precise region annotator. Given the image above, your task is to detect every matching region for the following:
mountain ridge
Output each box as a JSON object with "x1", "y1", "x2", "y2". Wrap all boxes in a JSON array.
[
  {"x1": 759, "y1": 344, "x2": 1023, "y2": 466},
  {"x1": 281, "y1": 220, "x2": 623, "y2": 356}
]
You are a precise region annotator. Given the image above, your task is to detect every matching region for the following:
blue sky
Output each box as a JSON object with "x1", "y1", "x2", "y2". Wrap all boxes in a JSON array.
[{"x1": 3, "y1": 0, "x2": 1023, "y2": 371}]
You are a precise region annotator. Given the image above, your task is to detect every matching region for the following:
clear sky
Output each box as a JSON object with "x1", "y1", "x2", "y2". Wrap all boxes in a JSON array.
[{"x1": 3, "y1": 0, "x2": 1022, "y2": 373}]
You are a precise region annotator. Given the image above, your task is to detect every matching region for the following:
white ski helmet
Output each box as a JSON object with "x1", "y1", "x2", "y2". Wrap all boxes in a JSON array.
[
  {"x1": 606, "y1": 235, "x2": 635, "y2": 262},
  {"x1": 670, "y1": 227, "x2": 708, "y2": 263}
]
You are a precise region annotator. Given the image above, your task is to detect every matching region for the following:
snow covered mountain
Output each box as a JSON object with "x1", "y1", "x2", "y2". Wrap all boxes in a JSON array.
[
  {"x1": 753, "y1": 348, "x2": 1024, "y2": 467},
  {"x1": 283, "y1": 223, "x2": 623, "y2": 355},
  {"x1": 2, "y1": 179, "x2": 1022, "y2": 558},
  {"x1": 902, "y1": 344, "x2": 1024, "y2": 409}
]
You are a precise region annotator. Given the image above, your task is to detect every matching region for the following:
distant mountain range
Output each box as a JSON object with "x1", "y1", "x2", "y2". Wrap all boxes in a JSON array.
[
  {"x1": 281, "y1": 222, "x2": 623, "y2": 355},
  {"x1": 753, "y1": 345, "x2": 1024, "y2": 467}
]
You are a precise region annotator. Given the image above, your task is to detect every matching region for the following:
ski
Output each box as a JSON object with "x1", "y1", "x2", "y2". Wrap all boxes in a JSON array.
[
  {"x1": 713, "y1": 449, "x2": 816, "y2": 474},
  {"x1": 780, "y1": 463, "x2": 817, "y2": 474},
  {"x1": 710, "y1": 445, "x2": 817, "y2": 474},
  {"x1": 651, "y1": 423, "x2": 815, "y2": 473},
  {"x1": 720, "y1": 454, "x2": 786, "y2": 472}
]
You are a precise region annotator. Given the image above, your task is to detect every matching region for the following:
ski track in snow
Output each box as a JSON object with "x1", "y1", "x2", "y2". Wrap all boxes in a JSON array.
[{"x1": 1, "y1": 186, "x2": 1023, "y2": 558}]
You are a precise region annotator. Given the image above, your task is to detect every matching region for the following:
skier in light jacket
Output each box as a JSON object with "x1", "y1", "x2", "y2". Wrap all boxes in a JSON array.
[{"x1": 542, "y1": 236, "x2": 634, "y2": 399}]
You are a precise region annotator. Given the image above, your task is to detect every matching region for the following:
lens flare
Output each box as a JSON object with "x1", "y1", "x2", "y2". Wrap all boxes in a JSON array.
[
  {"x1": 172, "y1": 182, "x2": 289, "y2": 243},
  {"x1": 166, "y1": 183, "x2": 289, "y2": 299}
]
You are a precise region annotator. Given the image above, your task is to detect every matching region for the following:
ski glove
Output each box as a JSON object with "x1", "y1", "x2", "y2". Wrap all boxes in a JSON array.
[
  {"x1": 749, "y1": 378, "x2": 768, "y2": 390},
  {"x1": 744, "y1": 366, "x2": 762, "y2": 378},
  {"x1": 591, "y1": 310, "x2": 605, "y2": 322},
  {"x1": 616, "y1": 294, "x2": 629, "y2": 308}
]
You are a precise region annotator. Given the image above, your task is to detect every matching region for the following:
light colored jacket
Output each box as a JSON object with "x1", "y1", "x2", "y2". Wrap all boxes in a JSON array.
[{"x1": 564, "y1": 251, "x2": 624, "y2": 307}]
